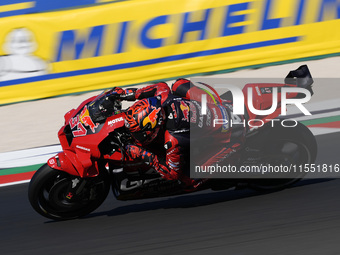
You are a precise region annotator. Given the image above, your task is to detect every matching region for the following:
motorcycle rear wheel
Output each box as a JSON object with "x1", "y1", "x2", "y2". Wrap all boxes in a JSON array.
[
  {"x1": 247, "y1": 122, "x2": 317, "y2": 191},
  {"x1": 28, "y1": 164, "x2": 110, "y2": 220}
]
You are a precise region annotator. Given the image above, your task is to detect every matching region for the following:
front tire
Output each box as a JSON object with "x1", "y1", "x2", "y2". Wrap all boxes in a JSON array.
[{"x1": 28, "y1": 164, "x2": 110, "y2": 220}]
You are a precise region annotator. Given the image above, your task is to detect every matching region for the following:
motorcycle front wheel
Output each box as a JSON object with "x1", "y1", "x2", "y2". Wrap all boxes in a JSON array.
[{"x1": 28, "y1": 164, "x2": 110, "y2": 220}]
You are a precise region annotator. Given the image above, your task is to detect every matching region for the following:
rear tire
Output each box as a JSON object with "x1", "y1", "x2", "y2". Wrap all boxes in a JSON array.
[
  {"x1": 246, "y1": 122, "x2": 317, "y2": 191},
  {"x1": 28, "y1": 164, "x2": 110, "y2": 220}
]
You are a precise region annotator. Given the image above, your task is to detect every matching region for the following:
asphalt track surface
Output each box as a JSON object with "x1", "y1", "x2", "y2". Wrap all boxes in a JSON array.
[{"x1": 1, "y1": 132, "x2": 340, "y2": 255}]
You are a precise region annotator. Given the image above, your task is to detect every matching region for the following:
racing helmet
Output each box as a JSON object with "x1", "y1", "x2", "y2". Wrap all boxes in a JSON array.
[{"x1": 125, "y1": 97, "x2": 164, "y2": 144}]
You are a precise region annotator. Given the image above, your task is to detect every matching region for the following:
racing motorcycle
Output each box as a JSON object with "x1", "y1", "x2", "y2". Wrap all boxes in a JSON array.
[{"x1": 28, "y1": 65, "x2": 317, "y2": 220}]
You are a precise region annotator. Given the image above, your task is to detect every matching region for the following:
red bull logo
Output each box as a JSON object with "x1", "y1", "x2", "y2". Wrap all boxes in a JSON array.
[
  {"x1": 143, "y1": 108, "x2": 160, "y2": 129},
  {"x1": 80, "y1": 106, "x2": 99, "y2": 133},
  {"x1": 180, "y1": 101, "x2": 190, "y2": 122}
]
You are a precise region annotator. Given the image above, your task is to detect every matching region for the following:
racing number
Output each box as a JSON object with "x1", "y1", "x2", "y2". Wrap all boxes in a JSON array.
[{"x1": 69, "y1": 115, "x2": 87, "y2": 137}]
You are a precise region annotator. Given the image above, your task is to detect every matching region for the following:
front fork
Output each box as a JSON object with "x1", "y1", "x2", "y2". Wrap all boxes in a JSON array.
[{"x1": 64, "y1": 178, "x2": 87, "y2": 201}]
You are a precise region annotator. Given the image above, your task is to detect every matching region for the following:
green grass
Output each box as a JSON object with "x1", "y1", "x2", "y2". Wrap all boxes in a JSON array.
[
  {"x1": 301, "y1": 115, "x2": 340, "y2": 126},
  {"x1": 0, "y1": 164, "x2": 43, "y2": 176}
]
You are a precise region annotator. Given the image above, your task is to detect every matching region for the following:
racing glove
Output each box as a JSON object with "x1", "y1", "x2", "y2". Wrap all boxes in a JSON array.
[
  {"x1": 125, "y1": 144, "x2": 179, "y2": 181},
  {"x1": 125, "y1": 145, "x2": 206, "y2": 189},
  {"x1": 119, "y1": 88, "x2": 137, "y2": 101},
  {"x1": 105, "y1": 87, "x2": 126, "y2": 101},
  {"x1": 108, "y1": 87, "x2": 137, "y2": 101}
]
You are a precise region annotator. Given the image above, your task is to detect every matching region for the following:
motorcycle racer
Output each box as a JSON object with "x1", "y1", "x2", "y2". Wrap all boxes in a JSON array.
[{"x1": 100, "y1": 79, "x2": 245, "y2": 188}]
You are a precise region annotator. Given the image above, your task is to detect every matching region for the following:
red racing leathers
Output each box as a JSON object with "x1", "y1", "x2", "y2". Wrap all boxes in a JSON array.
[{"x1": 116, "y1": 79, "x2": 244, "y2": 187}]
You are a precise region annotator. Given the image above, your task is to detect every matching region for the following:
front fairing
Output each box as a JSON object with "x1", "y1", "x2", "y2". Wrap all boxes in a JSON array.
[{"x1": 56, "y1": 92, "x2": 126, "y2": 177}]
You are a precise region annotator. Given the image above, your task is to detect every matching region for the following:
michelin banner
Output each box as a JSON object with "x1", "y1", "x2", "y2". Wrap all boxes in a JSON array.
[{"x1": 1, "y1": 0, "x2": 340, "y2": 105}]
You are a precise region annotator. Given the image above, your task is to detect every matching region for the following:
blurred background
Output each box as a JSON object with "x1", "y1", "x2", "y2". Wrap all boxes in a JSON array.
[{"x1": 1, "y1": 1, "x2": 340, "y2": 254}]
